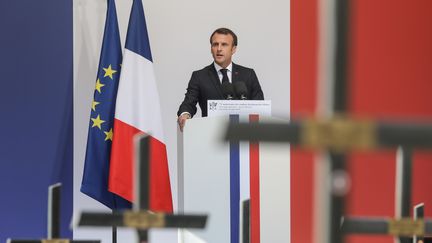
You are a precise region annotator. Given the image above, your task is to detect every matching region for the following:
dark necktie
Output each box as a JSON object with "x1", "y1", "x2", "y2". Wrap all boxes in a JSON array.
[{"x1": 220, "y1": 68, "x2": 229, "y2": 84}]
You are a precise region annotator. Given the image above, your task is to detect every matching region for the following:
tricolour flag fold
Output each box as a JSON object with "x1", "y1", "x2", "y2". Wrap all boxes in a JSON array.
[{"x1": 109, "y1": 0, "x2": 173, "y2": 212}]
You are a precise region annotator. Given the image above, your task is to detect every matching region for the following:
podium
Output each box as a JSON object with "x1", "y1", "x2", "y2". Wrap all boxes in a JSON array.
[{"x1": 178, "y1": 114, "x2": 291, "y2": 243}]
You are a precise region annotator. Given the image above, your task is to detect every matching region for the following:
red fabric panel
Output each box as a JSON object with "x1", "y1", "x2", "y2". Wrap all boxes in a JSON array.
[
  {"x1": 349, "y1": 0, "x2": 432, "y2": 118},
  {"x1": 291, "y1": 0, "x2": 318, "y2": 242},
  {"x1": 109, "y1": 119, "x2": 138, "y2": 201},
  {"x1": 109, "y1": 119, "x2": 173, "y2": 212},
  {"x1": 291, "y1": 0, "x2": 432, "y2": 242},
  {"x1": 346, "y1": 0, "x2": 432, "y2": 242},
  {"x1": 249, "y1": 115, "x2": 260, "y2": 243}
]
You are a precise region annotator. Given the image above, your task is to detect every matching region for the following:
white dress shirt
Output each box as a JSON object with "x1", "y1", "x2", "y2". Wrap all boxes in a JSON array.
[{"x1": 214, "y1": 62, "x2": 233, "y2": 83}]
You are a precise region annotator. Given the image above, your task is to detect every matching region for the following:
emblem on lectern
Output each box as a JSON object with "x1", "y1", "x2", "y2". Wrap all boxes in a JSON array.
[{"x1": 209, "y1": 101, "x2": 218, "y2": 111}]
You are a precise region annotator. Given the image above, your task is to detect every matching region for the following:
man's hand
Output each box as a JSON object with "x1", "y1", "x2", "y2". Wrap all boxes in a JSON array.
[{"x1": 177, "y1": 113, "x2": 191, "y2": 132}]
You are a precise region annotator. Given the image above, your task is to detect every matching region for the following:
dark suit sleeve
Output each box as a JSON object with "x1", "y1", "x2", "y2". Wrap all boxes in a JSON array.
[
  {"x1": 177, "y1": 72, "x2": 200, "y2": 117},
  {"x1": 249, "y1": 69, "x2": 264, "y2": 100}
]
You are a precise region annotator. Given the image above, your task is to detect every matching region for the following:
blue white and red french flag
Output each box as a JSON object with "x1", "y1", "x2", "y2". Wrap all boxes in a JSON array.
[
  {"x1": 80, "y1": 0, "x2": 131, "y2": 209},
  {"x1": 108, "y1": 0, "x2": 173, "y2": 212}
]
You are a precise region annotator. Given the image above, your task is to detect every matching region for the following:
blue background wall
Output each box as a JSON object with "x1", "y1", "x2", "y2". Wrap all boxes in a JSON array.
[{"x1": 0, "y1": 0, "x2": 73, "y2": 241}]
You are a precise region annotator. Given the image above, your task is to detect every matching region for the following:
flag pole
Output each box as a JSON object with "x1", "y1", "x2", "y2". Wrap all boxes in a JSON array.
[{"x1": 112, "y1": 220, "x2": 117, "y2": 243}]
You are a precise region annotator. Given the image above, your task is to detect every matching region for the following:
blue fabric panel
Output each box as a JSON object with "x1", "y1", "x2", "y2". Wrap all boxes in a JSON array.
[
  {"x1": 229, "y1": 115, "x2": 240, "y2": 243},
  {"x1": 0, "y1": 0, "x2": 73, "y2": 241},
  {"x1": 125, "y1": 0, "x2": 153, "y2": 62}
]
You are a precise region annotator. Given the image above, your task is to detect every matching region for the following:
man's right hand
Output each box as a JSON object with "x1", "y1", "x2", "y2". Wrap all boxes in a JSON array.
[{"x1": 177, "y1": 113, "x2": 191, "y2": 132}]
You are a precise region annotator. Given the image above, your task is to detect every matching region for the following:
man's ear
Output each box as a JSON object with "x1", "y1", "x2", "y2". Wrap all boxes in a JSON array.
[{"x1": 232, "y1": 46, "x2": 237, "y2": 54}]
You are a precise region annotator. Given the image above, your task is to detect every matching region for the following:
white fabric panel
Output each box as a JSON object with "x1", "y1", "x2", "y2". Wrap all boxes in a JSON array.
[
  {"x1": 239, "y1": 115, "x2": 251, "y2": 203},
  {"x1": 260, "y1": 141, "x2": 291, "y2": 243},
  {"x1": 114, "y1": 49, "x2": 165, "y2": 142}
]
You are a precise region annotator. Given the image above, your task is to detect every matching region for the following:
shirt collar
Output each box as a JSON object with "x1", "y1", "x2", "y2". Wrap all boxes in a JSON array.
[{"x1": 214, "y1": 62, "x2": 233, "y2": 73}]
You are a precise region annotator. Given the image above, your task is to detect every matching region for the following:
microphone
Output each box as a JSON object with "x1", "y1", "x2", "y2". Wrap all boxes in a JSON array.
[
  {"x1": 222, "y1": 82, "x2": 235, "y2": 100},
  {"x1": 233, "y1": 82, "x2": 248, "y2": 100}
]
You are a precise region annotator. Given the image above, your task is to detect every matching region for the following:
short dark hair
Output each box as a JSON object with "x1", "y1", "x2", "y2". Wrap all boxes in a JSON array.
[{"x1": 210, "y1": 28, "x2": 238, "y2": 46}]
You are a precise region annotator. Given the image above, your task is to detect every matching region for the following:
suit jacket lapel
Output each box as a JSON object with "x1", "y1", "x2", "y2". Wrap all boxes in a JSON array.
[
  {"x1": 232, "y1": 63, "x2": 240, "y2": 84},
  {"x1": 207, "y1": 64, "x2": 224, "y2": 98}
]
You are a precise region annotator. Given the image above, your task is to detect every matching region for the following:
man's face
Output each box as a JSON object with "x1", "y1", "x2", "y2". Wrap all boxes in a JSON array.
[{"x1": 211, "y1": 33, "x2": 237, "y2": 68}]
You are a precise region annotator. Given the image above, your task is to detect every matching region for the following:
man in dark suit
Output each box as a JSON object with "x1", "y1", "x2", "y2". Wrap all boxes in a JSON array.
[{"x1": 177, "y1": 27, "x2": 264, "y2": 131}]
